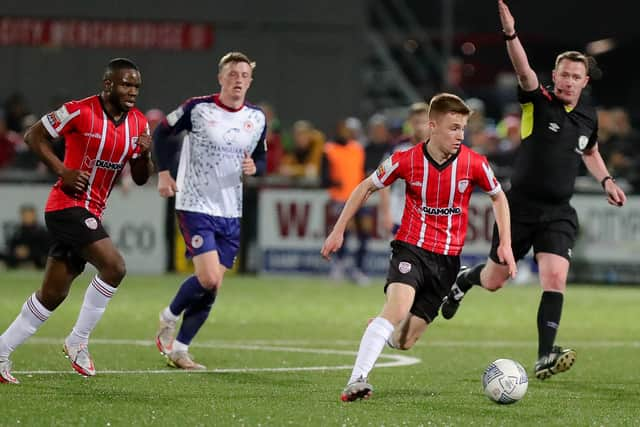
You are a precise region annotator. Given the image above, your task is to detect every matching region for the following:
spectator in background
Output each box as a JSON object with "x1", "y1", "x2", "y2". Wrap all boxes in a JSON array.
[
  {"x1": 322, "y1": 118, "x2": 369, "y2": 285},
  {"x1": 279, "y1": 120, "x2": 324, "y2": 181},
  {"x1": 0, "y1": 110, "x2": 21, "y2": 169},
  {"x1": 4, "y1": 205, "x2": 50, "y2": 269},
  {"x1": 489, "y1": 114, "x2": 521, "y2": 182},
  {"x1": 344, "y1": 117, "x2": 365, "y2": 145},
  {"x1": 607, "y1": 108, "x2": 640, "y2": 191},
  {"x1": 259, "y1": 102, "x2": 285, "y2": 175},
  {"x1": 364, "y1": 114, "x2": 393, "y2": 176},
  {"x1": 3, "y1": 93, "x2": 30, "y2": 134}
]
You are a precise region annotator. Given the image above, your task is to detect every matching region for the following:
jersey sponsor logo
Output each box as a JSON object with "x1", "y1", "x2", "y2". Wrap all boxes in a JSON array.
[
  {"x1": 82, "y1": 156, "x2": 124, "y2": 171},
  {"x1": 457, "y1": 179, "x2": 469, "y2": 193},
  {"x1": 398, "y1": 261, "x2": 412, "y2": 274},
  {"x1": 548, "y1": 122, "x2": 560, "y2": 132},
  {"x1": 421, "y1": 206, "x2": 461, "y2": 216},
  {"x1": 166, "y1": 107, "x2": 184, "y2": 126},
  {"x1": 191, "y1": 235, "x2": 204, "y2": 249},
  {"x1": 84, "y1": 217, "x2": 98, "y2": 230}
]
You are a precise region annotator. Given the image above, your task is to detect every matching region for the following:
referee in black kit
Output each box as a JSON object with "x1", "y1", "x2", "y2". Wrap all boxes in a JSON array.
[{"x1": 440, "y1": 0, "x2": 627, "y2": 380}]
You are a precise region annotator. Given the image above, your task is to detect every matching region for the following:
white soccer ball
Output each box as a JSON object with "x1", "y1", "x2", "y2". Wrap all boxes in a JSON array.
[{"x1": 482, "y1": 358, "x2": 528, "y2": 404}]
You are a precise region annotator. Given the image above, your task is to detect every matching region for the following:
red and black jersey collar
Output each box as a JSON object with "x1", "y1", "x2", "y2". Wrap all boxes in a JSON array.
[
  {"x1": 422, "y1": 140, "x2": 460, "y2": 171},
  {"x1": 98, "y1": 95, "x2": 129, "y2": 126}
]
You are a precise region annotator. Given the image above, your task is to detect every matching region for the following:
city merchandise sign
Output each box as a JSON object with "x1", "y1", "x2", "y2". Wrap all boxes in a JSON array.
[{"x1": 0, "y1": 17, "x2": 214, "y2": 50}]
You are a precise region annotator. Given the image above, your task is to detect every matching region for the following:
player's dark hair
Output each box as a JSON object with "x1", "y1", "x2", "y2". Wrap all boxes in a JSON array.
[
  {"x1": 104, "y1": 58, "x2": 139, "y2": 79},
  {"x1": 428, "y1": 93, "x2": 471, "y2": 119}
]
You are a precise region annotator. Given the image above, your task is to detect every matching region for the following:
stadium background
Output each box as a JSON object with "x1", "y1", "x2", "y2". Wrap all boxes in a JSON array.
[{"x1": 1, "y1": 0, "x2": 639, "y2": 283}]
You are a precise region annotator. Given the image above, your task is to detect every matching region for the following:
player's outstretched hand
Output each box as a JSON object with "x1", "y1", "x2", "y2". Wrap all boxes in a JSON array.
[
  {"x1": 498, "y1": 0, "x2": 515, "y2": 34},
  {"x1": 321, "y1": 231, "x2": 344, "y2": 260},
  {"x1": 61, "y1": 168, "x2": 90, "y2": 193},
  {"x1": 242, "y1": 151, "x2": 256, "y2": 176},
  {"x1": 497, "y1": 244, "x2": 518, "y2": 279},
  {"x1": 157, "y1": 170, "x2": 178, "y2": 198},
  {"x1": 604, "y1": 180, "x2": 627, "y2": 207}
]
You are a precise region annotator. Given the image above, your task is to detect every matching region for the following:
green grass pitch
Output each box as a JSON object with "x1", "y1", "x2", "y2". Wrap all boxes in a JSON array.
[{"x1": 0, "y1": 270, "x2": 638, "y2": 426}]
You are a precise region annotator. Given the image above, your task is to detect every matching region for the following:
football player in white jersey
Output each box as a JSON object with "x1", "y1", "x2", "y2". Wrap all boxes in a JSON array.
[{"x1": 152, "y1": 52, "x2": 266, "y2": 369}]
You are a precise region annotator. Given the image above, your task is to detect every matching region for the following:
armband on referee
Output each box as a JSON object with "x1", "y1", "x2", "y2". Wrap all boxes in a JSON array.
[{"x1": 600, "y1": 176, "x2": 614, "y2": 189}]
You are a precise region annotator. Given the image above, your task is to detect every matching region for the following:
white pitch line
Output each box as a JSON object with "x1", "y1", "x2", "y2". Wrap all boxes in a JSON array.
[
  {"x1": 14, "y1": 338, "x2": 420, "y2": 375},
  {"x1": 25, "y1": 337, "x2": 640, "y2": 348}
]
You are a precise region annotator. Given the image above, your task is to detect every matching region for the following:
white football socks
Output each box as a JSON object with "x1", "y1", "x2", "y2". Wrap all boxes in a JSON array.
[
  {"x1": 0, "y1": 293, "x2": 52, "y2": 360},
  {"x1": 172, "y1": 340, "x2": 189, "y2": 354},
  {"x1": 66, "y1": 275, "x2": 117, "y2": 347},
  {"x1": 348, "y1": 317, "x2": 394, "y2": 384},
  {"x1": 162, "y1": 306, "x2": 180, "y2": 322}
]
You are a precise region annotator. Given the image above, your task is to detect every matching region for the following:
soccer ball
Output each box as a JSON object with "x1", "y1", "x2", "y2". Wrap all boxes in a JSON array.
[{"x1": 482, "y1": 358, "x2": 528, "y2": 404}]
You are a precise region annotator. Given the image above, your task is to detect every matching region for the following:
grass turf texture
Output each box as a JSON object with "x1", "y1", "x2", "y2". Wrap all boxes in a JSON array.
[{"x1": 0, "y1": 270, "x2": 638, "y2": 426}]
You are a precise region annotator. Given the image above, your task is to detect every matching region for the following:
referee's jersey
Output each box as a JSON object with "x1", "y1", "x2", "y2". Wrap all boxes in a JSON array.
[{"x1": 510, "y1": 83, "x2": 597, "y2": 205}]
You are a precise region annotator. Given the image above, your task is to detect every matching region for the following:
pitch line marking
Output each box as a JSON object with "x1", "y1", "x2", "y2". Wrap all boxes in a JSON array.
[{"x1": 14, "y1": 338, "x2": 420, "y2": 375}]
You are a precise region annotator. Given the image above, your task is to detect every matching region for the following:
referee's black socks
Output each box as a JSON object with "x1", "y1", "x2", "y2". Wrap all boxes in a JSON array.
[
  {"x1": 537, "y1": 291, "x2": 564, "y2": 357},
  {"x1": 457, "y1": 263, "x2": 485, "y2": 292}
]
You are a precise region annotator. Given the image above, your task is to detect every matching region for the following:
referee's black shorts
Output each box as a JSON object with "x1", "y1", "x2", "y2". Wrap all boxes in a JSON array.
[
  {"x1": 45, "y1": 207, "x2": 109, "y2": 274},
  {"x1": 385, "y1": 240, "x2": 460, "y2": 323},
  {"x1": 489, "y1": 201, "x2": 578, "y2": 263}
]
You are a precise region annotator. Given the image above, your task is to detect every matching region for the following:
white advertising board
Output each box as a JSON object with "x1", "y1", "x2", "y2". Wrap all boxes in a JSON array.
[
  {"x1": 0, "y1": 184, "x2": 166, "y2": 273},
  {"x1": 257, "y1": 189, "x2": 640, "y2": 275}
]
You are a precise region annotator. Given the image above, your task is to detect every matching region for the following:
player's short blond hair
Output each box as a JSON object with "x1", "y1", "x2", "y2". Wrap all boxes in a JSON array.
[
  {"x1": 218, "y1": 52, "x2": 256, "y2": 72},
  {"x1": 427, "y1": 93, "x2": 471, "y2": 119}
]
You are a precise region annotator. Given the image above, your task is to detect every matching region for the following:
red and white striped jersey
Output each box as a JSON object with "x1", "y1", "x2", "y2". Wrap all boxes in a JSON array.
[
  {"x1": 41, "y1": 95, "x2": 148, "y2": 218},
  {"x1": 371, "y1": 142, "x2": 501, "y2": 255}
]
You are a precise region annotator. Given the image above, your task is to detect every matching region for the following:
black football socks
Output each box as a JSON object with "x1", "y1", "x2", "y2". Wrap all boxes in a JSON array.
[{"x1": 537, "y1": 291, "x2": 564, "y2": 357}]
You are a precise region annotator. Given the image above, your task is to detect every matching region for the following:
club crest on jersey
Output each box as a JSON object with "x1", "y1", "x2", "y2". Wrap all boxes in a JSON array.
[
  {"x1": 191, "y1": 235, "x2": 204, "y2": 249},
  {"x1": 457, "y1": 179, "x2": 469, "y2": 193},
  {"x1": 578, "y1": 135, "x2": 589, "y2": 150},
  {"x1": 398, "y1": 261, "x2": 412, "y2": 274},
  {"x1": 84, "y1": 218, "x2": 98, "y2": 230},
  {"x1": 243, "y1": 120, "x2": 254, "y2": 132}
]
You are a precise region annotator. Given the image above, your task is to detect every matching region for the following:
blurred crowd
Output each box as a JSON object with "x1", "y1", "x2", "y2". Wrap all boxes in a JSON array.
[
  {"x1": 2, "y1": 90, "x2": 639, "y2": 278},
  {"x1": 3, "y1": 91, "x2": 638, "y2": 193}
]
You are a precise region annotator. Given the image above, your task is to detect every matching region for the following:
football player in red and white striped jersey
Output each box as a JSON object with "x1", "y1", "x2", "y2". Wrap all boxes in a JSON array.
[
  {"x1": 321, "y1": 93, "x2": 517, "y2": 402},
  {"x1": 0, "y1": 58, "x2": 152, "y2": 384}
]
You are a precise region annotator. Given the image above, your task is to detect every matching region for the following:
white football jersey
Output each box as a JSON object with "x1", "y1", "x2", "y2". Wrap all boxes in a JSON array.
[{"x1": 167, "y1": 94, "x2": 266, "y2": 218}]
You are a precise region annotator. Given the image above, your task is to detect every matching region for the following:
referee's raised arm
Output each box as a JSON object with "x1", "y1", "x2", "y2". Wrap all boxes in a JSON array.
[{"x1": 498, "y1": 0, "x2": 538, "y2": 91}]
